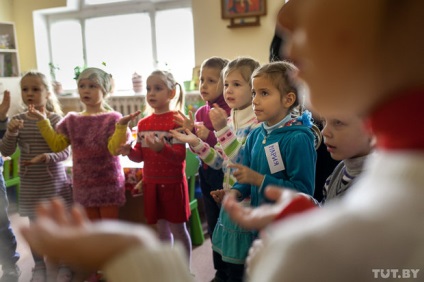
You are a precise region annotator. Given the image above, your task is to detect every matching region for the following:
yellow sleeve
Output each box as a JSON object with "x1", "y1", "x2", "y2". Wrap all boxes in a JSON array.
[
  {"x1": 37, "y1": 119, "x2": 70, "y2": 152},
  {"x1": 108, "y1": 123, "x2": 129, "y2": 156}
]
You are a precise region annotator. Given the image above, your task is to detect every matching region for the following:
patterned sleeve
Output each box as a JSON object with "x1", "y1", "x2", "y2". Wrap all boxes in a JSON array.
[
  {"x1": 0, "y1": 114, "x2": 22, "y2": 156},
  {"x1": 215, "y1": 124, "x2": 251, "y2": 164},
  {"x1": 190, "y1": 139, "x2": 224, "y2": 170}
]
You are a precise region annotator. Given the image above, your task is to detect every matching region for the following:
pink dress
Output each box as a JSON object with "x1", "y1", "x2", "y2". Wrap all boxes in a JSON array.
[{"x1": 56, "y1": 111, "x2": 127, "y2": 207}]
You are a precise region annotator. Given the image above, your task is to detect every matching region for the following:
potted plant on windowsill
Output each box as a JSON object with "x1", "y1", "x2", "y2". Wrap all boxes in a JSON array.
[{"x1": 49, "y1": 62, "x2": 63, "y2": 95}]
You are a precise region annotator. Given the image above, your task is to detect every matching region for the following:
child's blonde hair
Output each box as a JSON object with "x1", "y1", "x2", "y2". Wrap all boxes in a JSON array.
[
  {"x1": 201, "y1": 57, "x2": 229, "y2": 71},
  {"x1": 77, "y1": 67, "x2": 113, "y2": 111},
  {"x1": 149, "y1": 70, "x2": 184, "y2": 112},
  {"x1": 252, "y1": 61, "x2": 303, "y2": 115},
  {"x1": 20, "y1": 71, "x2": 63, "y2": 116},
  {"x1": 223, "y1": 57, "x2": 260, "y2": 87}
]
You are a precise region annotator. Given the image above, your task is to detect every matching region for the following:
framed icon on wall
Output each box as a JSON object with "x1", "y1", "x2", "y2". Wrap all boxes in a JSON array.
[{"x1": 221, "y1": 0, "x2": 267, "y2": 28}]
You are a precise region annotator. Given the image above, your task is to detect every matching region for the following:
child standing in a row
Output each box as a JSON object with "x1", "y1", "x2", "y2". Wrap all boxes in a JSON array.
[
  {"x1": 34, "y1": 68, "x2": 128, "y2": 224},
  {"x1": 320, "y1": 113, "x2": 373, "y2": 204},
  {"x1": 175, "y1": 57, "x2": 231, "y2": 238},
  {"x1": 31, "y1": 68, "x2": 129, "y2": 281},
  {"x1": 225, "y1": 61, "x2": 316, "y2": 280},
  {"x1": 0, "y1": 71, "x2": 72, "y2": 282},
  {"x1": 230, "y1": 61, "x2": 316, "y2": 204},
  {"x1": 117, "y1": 70, "x2": 192, "y2": 269}
]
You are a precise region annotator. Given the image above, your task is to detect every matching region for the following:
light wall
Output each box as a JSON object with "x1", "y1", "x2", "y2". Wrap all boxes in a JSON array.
[
  {"x1": 0, "y1": 0, "x2": 282, "y2": 72},
  {"x1": 192, "y1": 0, "x2": 281, "y2": 65},
  {"x1": 8, "y1": 0, "x2": 67, "y2": 72},
  {"x1": 0, "y1": 0, "x2": 14, "y2": 22}
]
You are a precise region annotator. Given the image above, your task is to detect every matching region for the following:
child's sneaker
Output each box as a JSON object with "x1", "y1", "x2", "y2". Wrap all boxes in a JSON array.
[
  {"x1": 57, "y1": 266, "x2": 74, "y2": 282},
  {"x1": 0, "y1": 265, "x2": 21, "y2": 282},
  {"x1": 30, "y1": 266, "x2": 47, "y2": 282}
]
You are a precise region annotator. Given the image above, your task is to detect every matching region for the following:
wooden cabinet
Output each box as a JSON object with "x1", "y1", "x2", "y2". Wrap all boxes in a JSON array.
[{"x1": 0, "y1": 21, "x2": 20, "y2": 77}]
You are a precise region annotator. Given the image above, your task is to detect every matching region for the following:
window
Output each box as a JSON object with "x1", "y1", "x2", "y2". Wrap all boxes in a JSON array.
[
  {"x1": 155, "y1": 8, "x2": 195, "y2": 84},
  {"x1": 85, "y1": 0, "x2": 132, "y2": 4},
  {"x1": 50, "y1": 20, "x2": 84, "y2": 90},
  {"x1": 85, "y1": 13, "x2": 153, "y2": 91},
  {"x1": 37, "y1": 0, "x2": 194, "y2": 93}
]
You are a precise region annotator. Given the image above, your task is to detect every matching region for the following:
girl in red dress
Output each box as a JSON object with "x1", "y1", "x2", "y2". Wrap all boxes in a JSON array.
[{"x1": 116, "y1": 70, "x2": 192, "y2": 269}]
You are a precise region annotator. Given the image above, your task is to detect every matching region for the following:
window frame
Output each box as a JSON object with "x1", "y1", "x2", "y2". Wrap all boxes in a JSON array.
[{"x1": 34, "y1": 0, "x2": 192, "y2": 92}]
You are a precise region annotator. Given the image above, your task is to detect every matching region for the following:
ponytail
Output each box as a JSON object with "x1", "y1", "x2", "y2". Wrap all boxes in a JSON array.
[
  {"x1": 174, "y1": 82, "x2": 185, "y2": 112},
  {"x1": 148, "y1": 70, "x2": 184, "y2": 112}
]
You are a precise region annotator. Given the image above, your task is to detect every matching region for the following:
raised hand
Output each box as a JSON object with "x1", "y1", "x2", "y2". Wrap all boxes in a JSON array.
[
  {"x1": 228, "y1": 163, "x2": 264, "y2": 187},
  {"x1": 21, "y1": 153, "x2": 47, "y2": 166},
  {"x1": 118, "y1": 110, "x2": 141, "y2": 126},
  {"x1": 117, "y1": 143, "x2": 132, "y2": 156},
  {"x1": 194, "y1": 122, "x2": 209, "y2": 141},
  {"x1": 209, "y1": 103, "x2": 228, "y2": 131},
  {"x1": 145, "y1": 132, "x2": 164, "y2": 152},
  {"x1": 27, "y1": 104, "x2": 47, "y2": 121},
  {"x1": 223, "y1": 186, "x2": 289, "y2": 230},
  {"x1": 223, "y1": 186, "x2": 314, "y2": 230},
  {"x1": 169, "y1": 128, "x2": 200, "y2": 147},
  {"x1": 210, "y1": 189, "x2": 227, "y2": 204},
  {"x1": 20, "y1": 198, "x2": 160, "y2": 270},
  {"x1": 7, "y1": 118, "x2": 24, "y2": 134},
  {"x1": 0, "y1": 90, "x2": 11, "y2": 120},
  {"x1": 173, "y1": 110, "x2": 194, "y2": 132},
  {"x1": 20, "y1": 198, "x2": 90, "y2": 265}
]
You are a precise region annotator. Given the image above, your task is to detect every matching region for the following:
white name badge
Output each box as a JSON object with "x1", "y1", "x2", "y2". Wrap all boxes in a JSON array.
[{"x1": 264, "y1": 142, "x2": 285, "y2": 174}]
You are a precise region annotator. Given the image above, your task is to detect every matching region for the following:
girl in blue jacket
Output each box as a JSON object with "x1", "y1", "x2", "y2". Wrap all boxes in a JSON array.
[{"x1": 214, "y1": 61, "x2": 316, "y2": 280}]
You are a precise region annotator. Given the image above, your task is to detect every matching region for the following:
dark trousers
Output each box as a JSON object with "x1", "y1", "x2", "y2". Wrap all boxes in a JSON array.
[
  {"x1": 198, "y1": 165, "x2": 224, "y2": 237},
  {"x1": 0, "y1": 171, "x2": 19, "y2": 269},
  {"x1": 213, "y1": 251, "x2": 245, "y2": 282}
]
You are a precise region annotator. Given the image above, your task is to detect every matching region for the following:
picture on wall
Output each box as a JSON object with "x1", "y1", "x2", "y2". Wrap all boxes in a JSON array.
[{"x1": 221, "y1": 0, "x2": 267, "y2": 19}]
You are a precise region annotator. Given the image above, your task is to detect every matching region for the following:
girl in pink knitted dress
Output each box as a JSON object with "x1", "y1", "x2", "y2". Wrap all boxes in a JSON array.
[
  {"x1": 31, "y1": 68, "x2": 130, "y2": 221},
  {"x1": 32, "y1": 67, "x2": 130, "y2": 281},
  {"x1": 116, "y1": 70, "x2": 192, "y2": 269}
]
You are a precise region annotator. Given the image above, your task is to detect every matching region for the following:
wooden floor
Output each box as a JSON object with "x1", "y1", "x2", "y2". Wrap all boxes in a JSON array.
[{"x1": 1, "y1": 199, "x2": 215, "y2": 282}]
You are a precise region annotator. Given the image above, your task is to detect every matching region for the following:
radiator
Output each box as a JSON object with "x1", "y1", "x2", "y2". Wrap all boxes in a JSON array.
[
  {"x1": 108, "y1": 95, "x2": 145, "y2": 117},
  {"x1": 58, "y1": 92, "x2": 203, "y2": 122},
  {"x1": 58, "y1": 94, "x2": 145, "y2": 117}
]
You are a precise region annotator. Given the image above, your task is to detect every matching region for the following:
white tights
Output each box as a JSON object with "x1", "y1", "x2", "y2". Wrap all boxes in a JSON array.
[{"x1": 157, "y1": 219, "x2": 192, "y2": 269}]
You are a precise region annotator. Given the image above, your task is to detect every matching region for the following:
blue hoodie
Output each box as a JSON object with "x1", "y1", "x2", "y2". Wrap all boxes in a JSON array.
[{"x1": 232, "y1": 112, "x2": 317, "y2": 207}]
